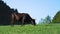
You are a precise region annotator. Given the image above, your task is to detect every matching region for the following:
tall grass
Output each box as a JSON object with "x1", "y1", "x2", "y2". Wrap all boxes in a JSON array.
[{"x1": 0, "y1": 24, "x2": 60, "y2": 34}]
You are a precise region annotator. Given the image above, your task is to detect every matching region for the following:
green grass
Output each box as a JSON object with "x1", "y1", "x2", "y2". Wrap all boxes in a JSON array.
[{"x1": 0, "y1": 24, "x2": 60, "y2": 34}]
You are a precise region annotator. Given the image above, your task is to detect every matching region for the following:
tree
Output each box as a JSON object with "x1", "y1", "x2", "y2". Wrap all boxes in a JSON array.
[
  {"x1": 0, "y1": 0, "x2": 19, "y2": 25},
  {"x1": 14, "y1": 9, "x2": 18, "y2": 14},
  {"x1": 39, "y1": 15, "x2": 51, "y2": 24},
  {"x1": 44, "y1": 15, "x2": 51, "y2": 24},
  {"x1": 39, "y1": 18, "x2": 45, "y2": 24},
  {"x1": 52, "y1": 11, "x2": 60, "y2": 23}
]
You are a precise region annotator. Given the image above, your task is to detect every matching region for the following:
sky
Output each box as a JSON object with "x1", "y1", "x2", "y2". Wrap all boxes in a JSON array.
[{"x1": 3, "y1": 0, "x2": 60, "y2": 24}]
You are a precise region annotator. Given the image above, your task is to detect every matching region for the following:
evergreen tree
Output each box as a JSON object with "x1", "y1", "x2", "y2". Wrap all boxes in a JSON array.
[
  {"x1": 0, "y1": 0, "x2": 18, "y2": 25},
  {"x1": 52, "y1": 11, "x2": 60, "y2": 23}
]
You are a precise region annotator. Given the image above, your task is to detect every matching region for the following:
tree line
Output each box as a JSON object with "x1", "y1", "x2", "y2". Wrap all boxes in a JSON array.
[
  {"x1": 0, "y1": 0, "x2": 18, "y2": 25},
  {"x1": 39, "y1": 10, "x2": 60, "y2": 24}
]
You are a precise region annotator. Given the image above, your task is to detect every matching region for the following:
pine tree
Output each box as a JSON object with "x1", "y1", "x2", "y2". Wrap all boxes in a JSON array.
[{"x1": 0, "y1": 0, "x2": 18, "y2": 25}]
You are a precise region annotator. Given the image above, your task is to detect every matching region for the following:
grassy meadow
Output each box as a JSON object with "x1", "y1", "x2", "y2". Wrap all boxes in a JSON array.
[{"x1": 0, "y1": 23, "x2": 60, "y2": 34}]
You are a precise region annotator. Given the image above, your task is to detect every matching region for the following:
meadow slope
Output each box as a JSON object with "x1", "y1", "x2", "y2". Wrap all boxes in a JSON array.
[{"x1": 0, "y1": 24, "x2": 60, "y2": 34}]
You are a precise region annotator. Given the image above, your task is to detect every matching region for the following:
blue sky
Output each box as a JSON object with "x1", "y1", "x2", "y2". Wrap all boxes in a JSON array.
[{"x1": 3, "y1": 0, "x2": 60, "y2": 24}]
